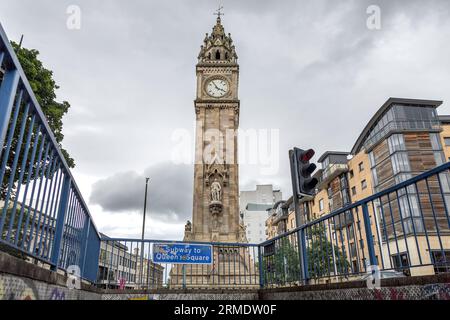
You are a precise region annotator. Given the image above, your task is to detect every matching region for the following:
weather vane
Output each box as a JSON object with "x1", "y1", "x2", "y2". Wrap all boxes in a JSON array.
[{"x1": 214, "y1": 5, "x2": 224, "y2": 19}]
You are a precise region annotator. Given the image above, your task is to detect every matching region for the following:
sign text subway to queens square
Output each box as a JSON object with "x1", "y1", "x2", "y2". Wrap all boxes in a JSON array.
[{"x1": 152, "y1": 243, "x2": 213, "y2": 264}]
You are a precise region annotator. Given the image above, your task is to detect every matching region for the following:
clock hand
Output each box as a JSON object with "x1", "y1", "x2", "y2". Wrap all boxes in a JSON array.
[{"x1": 213, "y1": 82, "x2": 226, "y2": 92}]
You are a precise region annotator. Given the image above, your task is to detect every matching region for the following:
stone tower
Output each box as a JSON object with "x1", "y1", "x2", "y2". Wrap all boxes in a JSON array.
[
  {"x1": 170, "y1": 15, "x2": 256, "y2": 288},
  {"x1": 184, "y1": 14, "x2": 246, "y2": 244}
]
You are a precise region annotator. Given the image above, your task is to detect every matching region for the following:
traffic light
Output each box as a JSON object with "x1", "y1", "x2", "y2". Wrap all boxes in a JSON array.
[{"x1": 289, "y1": 147, "x2": 319, "y2": 197}]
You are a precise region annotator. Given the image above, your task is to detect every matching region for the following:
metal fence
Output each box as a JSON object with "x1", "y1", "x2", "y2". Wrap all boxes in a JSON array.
[
  {"x1": 0, "y1": 23, "x2": 100, "y2": 282},
  {"x1": 260, "y1": 161, "x2": 450, "y2": 287},
  {"x1": 98, "y1": 162, "x2": 450, "y2": 290},
  {"x1": 96, "y1": 238, "x2": 261, "y2": 289}
]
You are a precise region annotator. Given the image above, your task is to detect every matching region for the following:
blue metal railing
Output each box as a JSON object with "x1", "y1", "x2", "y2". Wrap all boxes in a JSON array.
[
  {"x1": 260, "y1": 161, "x2": 450, "y2": 287},
  {"x1": 98, "y1": 163, "x2": 450, "y2": 290},
  {"x1": 0, "y1": 23, "x2": 100, "y2": 282},
  {"x1": 96, "y1": 238, "x2": 261, "y2": 289}
]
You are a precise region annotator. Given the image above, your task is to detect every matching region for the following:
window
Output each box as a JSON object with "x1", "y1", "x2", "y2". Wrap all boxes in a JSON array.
[
  {"x1": 444, "y1": 137, "x2": 450, "y2": 146},
  {"x1": 391, "y1": 252, "x2": 410, "y2": 276},
  {"x1": 349, "y1": 170, "x2": 354, "y2": 179},
  {"x1": 351, "y1": 260, "x2": 359, "y2": 273},
  {"x1": 322, "y1": 157, "x2": 330, "y2": 168},
  {"x1": 387, "y1": 134, "x2": 406, "y2": 153},
  {"x1": 350, "y1": 242, "x2": 357, "y2": 257},
  {"x1": 391, "y1": 152, "x2": 411, "y2": 174},
  {"x1": 434, "y1": 151, "x2": 445, "y2": 166},
  {"x1": 431, "y1": 250, "x2": 450, "y2": 274},
  {"x1": 319, "y1": 199, "x2": 324, "y2": 211},
  {"x1": 430, "y1": 133, "x2": 442, "y2": 150},
  {"x1": 348, "y1": 225, "x2": 354, "y2": 240},
  {"x1": 361, "y1": 180, "x2": 367, "y2": 190},
  {"x1": 342, "y1": 189, "x2": 350, "y2": 205},
  {"x1": 351, "y1": 186, "x2": 356, "y2": 195},
  {"x1": 358, "y1": 162, "x2": 364, "y2": 172},
  {"x1": 369, "y1": 151, "x2": 375, "y2": 167}
]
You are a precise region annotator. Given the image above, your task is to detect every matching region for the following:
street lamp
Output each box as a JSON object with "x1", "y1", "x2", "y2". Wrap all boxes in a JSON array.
[
  {"x1": 139, "y1": 177, "x2": 150, "y2": 288},
  {"x1": 141, "y1": 177, "x2": 150, "y2": 241}
]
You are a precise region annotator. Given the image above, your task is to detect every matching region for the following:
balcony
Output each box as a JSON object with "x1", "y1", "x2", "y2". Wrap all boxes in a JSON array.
[{"x1": 318, "y1": 163, "x2": 349, "y2": 188}]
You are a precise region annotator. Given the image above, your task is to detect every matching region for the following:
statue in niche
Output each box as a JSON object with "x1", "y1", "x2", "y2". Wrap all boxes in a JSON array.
[
  {"x1": 185, "y1": 220, "x2": 192, "y2": 232},
  {"x1": 210, "y1": 178, "x2": 222, "y2": 202}
]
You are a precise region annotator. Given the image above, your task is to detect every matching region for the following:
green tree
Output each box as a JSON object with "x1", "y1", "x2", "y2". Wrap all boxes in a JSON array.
[
  {"x1": 262, "y1": 225, "x2": 351, "y2": 285},
  {"x1": 306, "y1": 224, "x2": 350, "y2": 278},
  {"x1": 263, "y1": 237, "x2": 301, "y2": 285},
  {"x1": 0, "y1": 42, "x2": 74, "y2": 198}
]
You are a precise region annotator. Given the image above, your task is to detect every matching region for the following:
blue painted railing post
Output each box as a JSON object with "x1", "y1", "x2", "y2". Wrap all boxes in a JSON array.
[
  {"x1": 299, "y1": 228, "x2": 309, "y2": 284},
  {"x1": 80, "y1": 218, "x2": 91, "y2": 277},
  {"x1": 0, "y1": 68, "x2": 20, "y2": 154},
  {"x1": 362, "y1": 202, "x2": 377, "y2": 266},
  {"x1": 50, "y1": 174, "x2": 71, "y2": 271},
  {"x1": 258, "y1": 245, "x2": 264, "y2": 288}
]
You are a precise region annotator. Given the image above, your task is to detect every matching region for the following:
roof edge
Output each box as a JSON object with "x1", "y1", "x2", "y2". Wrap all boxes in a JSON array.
[{"x1": 350, "y1": 97, "x2": 443, "y2": 155}]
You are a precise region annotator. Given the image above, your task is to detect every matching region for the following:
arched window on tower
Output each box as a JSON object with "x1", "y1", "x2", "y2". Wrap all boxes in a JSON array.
[
  {"x1": 225, "y1": 52, "x2": 228, "y2": 60},
  {"x1": 208, "y1": 52, "x2": 211, "y2": 60},
  {"x1": 215, "y1": 50, "x2": 221, "y2": 60}
]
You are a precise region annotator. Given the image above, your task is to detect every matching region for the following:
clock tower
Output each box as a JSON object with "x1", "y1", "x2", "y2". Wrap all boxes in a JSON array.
[
  {"x1": 170, "y1": 12, "x2": 256, "y2": 288},
  {"x1": 184, "y1": 14, "x2": 245, "y2": 244}
]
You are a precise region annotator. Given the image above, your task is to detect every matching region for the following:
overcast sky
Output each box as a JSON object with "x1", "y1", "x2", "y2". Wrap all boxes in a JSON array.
[{"x1": 1, "y1": 0, "x2": 450, "y2": 240}]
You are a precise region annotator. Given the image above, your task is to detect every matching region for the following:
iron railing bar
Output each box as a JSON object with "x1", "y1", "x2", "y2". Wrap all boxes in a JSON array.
[
  {"x1": 0, "y1": 88, "x2": 23, "y2": 190},
  {"x1": 3, "y1": 102, "x2": 31, "y2": 239},
  {"x1": 32, "y1": 150, "x2": 57, "y2": 256},
  {"x1": 404, "y1": 185, "x2": 423, "y2": 265},
  {"x1": 386, "y1": 192, "x2": 401, "y2": 261},
  {"x1": 26, "y1": 141, "x2": 50, "y2": 253},
  {"x1": 394, "y1": 189, "x2": 412, "y2": 268},
  {"x1": 424, "y1": 178, "x2": 446, "y2": 265},
  {"x1": 41, "y1": 164, "x2": 63, "y2": 258}
]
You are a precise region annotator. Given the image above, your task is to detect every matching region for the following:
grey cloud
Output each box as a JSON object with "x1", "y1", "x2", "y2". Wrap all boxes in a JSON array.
[
  {"x1": 90, "y1": 162, "x2": 193, "y2": 221},
  {"x1": 2, "y1": 0, "x2": 450, "y2": 238}
]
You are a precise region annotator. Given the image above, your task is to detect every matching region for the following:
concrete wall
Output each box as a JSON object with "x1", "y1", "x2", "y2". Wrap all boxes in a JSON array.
[{"x1": 259, "y1": 274, "x2": 450, "y2": 300}]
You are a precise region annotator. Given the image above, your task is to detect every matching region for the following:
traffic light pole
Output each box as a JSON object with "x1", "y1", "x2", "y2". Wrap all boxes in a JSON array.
[{"x1": 289, "y1": 150, "x2": 309, "y2": 284}]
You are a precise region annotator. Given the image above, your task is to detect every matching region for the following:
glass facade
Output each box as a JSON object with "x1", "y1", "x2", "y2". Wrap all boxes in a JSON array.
[
  {"x1": 363, "y1": 104, "x2": 440, "y2": 151},
  {"x1": 366, "y1": 104, "x2": 450, "y2": 239}
]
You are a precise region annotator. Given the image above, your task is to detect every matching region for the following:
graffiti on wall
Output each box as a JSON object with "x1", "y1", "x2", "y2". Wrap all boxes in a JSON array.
[
  {"x1": 49, "y1": 288, "x2": 66, "y2": 300},
  {"x1": 0, "y1": 275, "x2": 38, "y2": 300},
  {"x1": 423, "y1": 283, "x2": 450, "y2": 300}
]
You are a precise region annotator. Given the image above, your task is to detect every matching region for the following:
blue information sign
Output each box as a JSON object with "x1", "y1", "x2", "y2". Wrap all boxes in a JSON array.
[{"x1": 152, "y1": 243, "x2": 213, "y2": 264}]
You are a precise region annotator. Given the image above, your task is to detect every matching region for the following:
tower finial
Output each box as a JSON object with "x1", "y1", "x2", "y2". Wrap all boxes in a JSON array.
[{"x1": 213, "y1": 5, "x2": 224, "y2": 22}]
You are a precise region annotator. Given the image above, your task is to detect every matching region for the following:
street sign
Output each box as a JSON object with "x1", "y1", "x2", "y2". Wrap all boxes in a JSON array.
[{"x1": 152, "y1": 243, "x2": 213, "y2": 264}]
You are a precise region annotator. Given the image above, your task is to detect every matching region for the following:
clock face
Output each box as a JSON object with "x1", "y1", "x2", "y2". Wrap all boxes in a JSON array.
[{"x1": 206, "y1": 79, "x2": 229, "y2": 98}]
